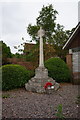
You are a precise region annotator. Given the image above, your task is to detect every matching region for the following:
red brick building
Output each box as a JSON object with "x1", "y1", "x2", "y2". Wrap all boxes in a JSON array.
[{"x1": 63, "y1": 22, "x2": 80, "y2": 84}]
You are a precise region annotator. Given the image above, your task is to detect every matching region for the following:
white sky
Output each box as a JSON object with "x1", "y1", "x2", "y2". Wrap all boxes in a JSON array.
[{"x1": 0, "y1": 0, "x2": 80, "y2": 53}]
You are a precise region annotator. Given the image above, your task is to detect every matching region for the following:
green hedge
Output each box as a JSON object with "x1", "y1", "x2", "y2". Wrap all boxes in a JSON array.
[
  {"x1": 1, "y1": 64, "x2": 34, "y2": 90},
  {"x1": 45, "y1": 57, "x2": 71, "y2": 83}
]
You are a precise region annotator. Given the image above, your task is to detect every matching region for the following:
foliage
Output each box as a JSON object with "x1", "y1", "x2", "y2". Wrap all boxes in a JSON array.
[
  {"x1": 53, "y1": 24, "x2": 68, "y2": 58},
  {"x1": 1, "y1": 64, "x2": 34, "y2": 91},
  {"x1": 27, "y1": 25, "x2": 40, "y2": 41},
  {"x1": 27, "y1": 4, "x2": 74, "y2": 59},
  {"x1": 12, "y1": 53, "x2": 24, "y2": 59},
  {"x1": 24, "y1": 43, "x2": 56, "y2": 66},
  {"x1": 2, "y1": 41, "x2": 12, "y2": 58},
  {"x1": 45, "y1": 57, "x2": 71, "y2": 83},
  {"x1": 55, "y1": 104, "x2": 65, "y2": 119},
  {"x1": 27, "y1": 4, "x2": 58, "y2": 42},
  {"x1": 25, "y1": 43, "x2": 39, "y2": 63},
  {"x1": 2, "y1": 94, "x2": 10, "y2": 98},
  {"x1": 27, "y1": 4, "x2": 75, "y2": 44},
  {"x1": 36, "y1": 4, "x2": 58, "y2": 42},
  {"x1": 14, "y1": 4, "x2": 75, "y2": 62},
  {"x1": 53, "y1": 24, "x2": 67, "y2": 46},
  {"x1": 44, "y1": 43, "x2": 56, "y2": 61},
  {"x1": 75, "y1": 95, "x2": 80, "y2": 104},
  {"x1": 13, "y1": 4, "x2": 75, "y2": 61},
  {"x1": 53, "y1": 24, "x2": 76, "y2": 58},
  {"x1": 0, "y1": 41, "x2": 12, "y2": 65}
]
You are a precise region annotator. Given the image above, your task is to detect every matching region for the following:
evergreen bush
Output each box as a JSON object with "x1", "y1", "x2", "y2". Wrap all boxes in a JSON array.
[
  {"x1": 1, "y1": 64, "x2": 34, "y2": 90},
  {"x1": 45, "y1": 57, "x2": 71, "y2": 83}
]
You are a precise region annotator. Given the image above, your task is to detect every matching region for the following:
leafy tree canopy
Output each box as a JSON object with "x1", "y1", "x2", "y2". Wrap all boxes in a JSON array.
[
  {"x1": 27, "y1": 4, "x2": 75, "y2": 59},
  {"x1": 27, "y1": 4, "x2": 58, "y2": 43},
  {"x1": 0, "y1": 41, "x2": 12, "y2": 65},
  {"x1": 1, "y1": 41, "x2": 12, "y2": 58}
]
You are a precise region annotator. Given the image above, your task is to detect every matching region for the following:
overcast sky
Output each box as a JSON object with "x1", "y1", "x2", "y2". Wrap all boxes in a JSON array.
[{"x1": 0, "y1": 0, "x2": 79, "y2": 53}]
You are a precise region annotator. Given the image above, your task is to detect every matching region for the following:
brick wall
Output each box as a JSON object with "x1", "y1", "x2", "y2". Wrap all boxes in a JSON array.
[
  {"x1": 66, "y1": 54, "x2": 72, "y2": 71},
  {"x1": 7, "y1": 58, "x2": 35, "y2": 70}
]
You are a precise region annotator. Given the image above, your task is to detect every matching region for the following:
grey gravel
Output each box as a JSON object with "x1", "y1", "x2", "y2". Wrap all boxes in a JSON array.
[{"x1": 2, "y1": 83, "x2": 80, "y2": 118}]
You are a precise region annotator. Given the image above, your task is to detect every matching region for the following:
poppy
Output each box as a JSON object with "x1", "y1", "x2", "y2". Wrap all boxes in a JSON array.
[{"x1": 44, "y1": 82, "x2": 53, "y2": 89}]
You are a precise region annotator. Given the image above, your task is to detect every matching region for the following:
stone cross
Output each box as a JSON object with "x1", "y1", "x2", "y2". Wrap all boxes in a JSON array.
[
  {"x1": 38, "y1": 27, "x2": 45, "y2": 67},
  {"x1": 25, "y1": 27, "x2": 60, "y2": 93}
]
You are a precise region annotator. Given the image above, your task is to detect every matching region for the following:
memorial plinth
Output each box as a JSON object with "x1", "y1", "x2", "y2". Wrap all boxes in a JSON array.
[{"x1": 25, "y1": 27, "x2": 60, "y2": 93}]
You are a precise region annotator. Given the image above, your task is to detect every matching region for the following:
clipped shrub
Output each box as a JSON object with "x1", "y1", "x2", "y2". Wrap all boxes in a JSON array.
[
  {"x1": 1, "y1": 64, "x2": 34, "y2": 90},
  {"x1": 45, "y1": 57, "x2": 71, "y2": 83}
]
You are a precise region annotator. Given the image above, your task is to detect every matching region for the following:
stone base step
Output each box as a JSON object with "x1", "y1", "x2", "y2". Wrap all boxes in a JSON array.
[{"x1": 25, "y1": 67, "x2": 60, "y2": 93}]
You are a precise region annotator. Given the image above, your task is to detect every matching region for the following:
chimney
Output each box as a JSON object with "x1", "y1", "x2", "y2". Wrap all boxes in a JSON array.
[{"x1": 78, "y1": 1, "x2": 80, "y2": 22}]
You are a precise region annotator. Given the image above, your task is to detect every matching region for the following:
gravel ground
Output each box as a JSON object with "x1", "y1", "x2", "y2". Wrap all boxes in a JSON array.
[{"x1": 2, "y1": 83, "x2": 80, "y2": 119}]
